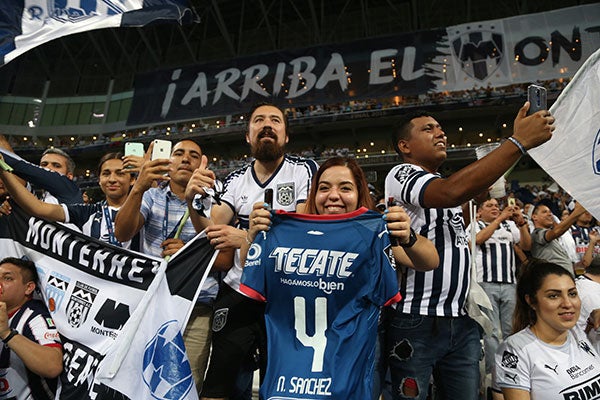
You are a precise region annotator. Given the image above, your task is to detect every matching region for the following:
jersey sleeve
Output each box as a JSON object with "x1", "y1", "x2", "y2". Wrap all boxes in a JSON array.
[
  {"x1": 368, "y1": 222, "x2": 401, "y2": 307},
  {"x1": 531, "y1": 228, "x2": 548, "y2": 245},
  {"x1": 63, "y1": 203, "x2": 95, "y2": 227},
  {"x1": 21, "y1": 304, "x2": 62, "y2": 348},
  {"x1": 494, "y1": 339, "x2": 530, "y2": 392},
  {"x1": 240, "y1": 239, "x2": 268, "y2": 302},
  {"x1": 385, "y1": 164, "x2": 437, "y2": 208},
  {"x1": 0, "y1": 148, "x2": 81, "y2": 204}
]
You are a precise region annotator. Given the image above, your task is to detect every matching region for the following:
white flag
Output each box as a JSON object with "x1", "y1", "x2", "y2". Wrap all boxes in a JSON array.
[
  {"x1": 528, "y1": 48, "x2": 600, "y2": 219},
  {"x1": 0, "y1": 205, "x2": 215, "y2": 399}
]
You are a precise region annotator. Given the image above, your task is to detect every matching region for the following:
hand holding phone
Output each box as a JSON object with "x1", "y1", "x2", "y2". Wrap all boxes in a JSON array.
[
  {"x1": 527, "y1": 84, "x2": 547, "y2": 116},
  {"x1": 124, "y1": 142, "x2": 144, "y2": 157},
  {"x1": 151, "y1": 139, "x2": 172, "y2": 161}
]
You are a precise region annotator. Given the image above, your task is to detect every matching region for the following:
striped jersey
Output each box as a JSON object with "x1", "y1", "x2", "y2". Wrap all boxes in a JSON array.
[
  {"x1": 385, "y1": 163, "x2": 470, "y2": 317},
  {"x1": 467, "y1": 219, "x2": 520, "y2": 283},
  {"x1": 240, "y1": 208, "x2": 401, "y2": 400},
  {"x1": 220, "y1": 154, "x2": 318, "y2": 293},
  {"x1": 0, "y1": 299, "x2": 61, "y2": 400},
  {"x1": 571, "y1": 224, "x2": 598, "y2": 262}
]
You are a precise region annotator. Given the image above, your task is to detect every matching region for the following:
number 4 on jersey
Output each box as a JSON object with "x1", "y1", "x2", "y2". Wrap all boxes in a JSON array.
[{"x1": 294, "y1": 296, "x2": 327, "y2": 372}]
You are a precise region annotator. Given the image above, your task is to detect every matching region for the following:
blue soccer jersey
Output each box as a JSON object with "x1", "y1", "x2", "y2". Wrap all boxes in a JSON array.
[{"x1": 240, "y1": 207, "x2": 401, "y2": 400}]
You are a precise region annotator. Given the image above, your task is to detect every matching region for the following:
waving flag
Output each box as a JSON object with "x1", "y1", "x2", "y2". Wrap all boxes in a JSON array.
[
  {"x1": 0, "y1": 0, "x2": 199, "y2": 66},
  {"x1": 528, "y1": 48, "x2": 600, "y2": 219},
  {"x1": 0, "y1": 205, "x2": 215, "y2": 399}
]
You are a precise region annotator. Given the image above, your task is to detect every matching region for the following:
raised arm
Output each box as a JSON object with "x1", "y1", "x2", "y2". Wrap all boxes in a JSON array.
[
  {"x1": 114, "y1": 158, "x2": 170, "y2": 242},
  {"x1": 0, "y1": 162, "x2": 65, "y2": 221},
  {"x1": 582, "y1": 230, "x2": 600, "y2": 268},
  {"x1": 0, "y1": 148, "x2": 81, "y2": 204},
  {"x1": 544, "y1": 202, "x2": 585, "y2": 242},
  {"x1": 423, "y1": 104, "x2": 554, "y2": 208}
]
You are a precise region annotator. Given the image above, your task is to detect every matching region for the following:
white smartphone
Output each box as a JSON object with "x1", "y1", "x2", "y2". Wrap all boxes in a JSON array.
[
  {"x1": 124, "y1": 142, "x2": 144, "y2": 158},
  {"x1": 527, "y1": 84, "x2": 547, "y2": 115},
  {"x1": 151, "y1": 139, "x2": 172, "y2": 160},
  {"x1": 508, "y1": 198, "x2": 516, "y2": 207}
]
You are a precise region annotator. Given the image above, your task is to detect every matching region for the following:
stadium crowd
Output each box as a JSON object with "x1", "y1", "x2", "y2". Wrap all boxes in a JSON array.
[{"x1": 1, "y1": 93, "x2": 600, "y2": 400}]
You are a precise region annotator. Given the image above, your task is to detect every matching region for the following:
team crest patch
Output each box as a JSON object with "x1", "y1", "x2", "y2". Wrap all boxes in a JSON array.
[
  {"x1": 212, "y1": 308, "x2": 229, "y2": 332},
  {"x1": 66, "y1": 281, "x2": 99, "y2": 328},
  {"x1": 276, "y1": 183, "x2": 295, "y2": 206},
  {"x1": 501, "y1": 350, "x2": 518, "y2": 368},
  {"x1": 393, "y1": 164, "x2": 414, "y2": 186},
  {"x1": 46, "y1": 272, "x2": 70, "y2": 314}
]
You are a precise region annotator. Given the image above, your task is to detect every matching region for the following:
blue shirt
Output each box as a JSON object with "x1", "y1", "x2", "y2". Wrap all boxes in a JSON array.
[
  {"x1": 241, "y1": 208, "x2": 400, "y2": 399},
  {"x1": 141, "y1": 184, "x2": 218, "y2": 303}
]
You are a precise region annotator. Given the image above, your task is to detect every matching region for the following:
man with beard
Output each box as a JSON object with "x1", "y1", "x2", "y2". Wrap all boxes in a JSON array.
[{"x1": 186, "y1": 103, "x2": 317, "y2": 400}]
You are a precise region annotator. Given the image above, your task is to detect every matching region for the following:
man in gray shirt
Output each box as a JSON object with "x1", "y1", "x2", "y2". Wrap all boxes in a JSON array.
[{"x1": 531, "y1": 201, "x2": 585, "y2": 275}]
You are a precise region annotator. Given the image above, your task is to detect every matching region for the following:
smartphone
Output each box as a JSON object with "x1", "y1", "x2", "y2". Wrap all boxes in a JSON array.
[
  {"x1": 124, "y1": 142, "x2": 144, "y2": 158},
  {"x1": 264, "y1": 189, "x2": 273, "y2": 211},
  {"x1": 151, "y1": 139, "x2": 172, "y2": 160},
  {"x1": 387, "y1": 197, "x2": 399, "y2": 246},
  {"x1": 527, "y1": 84, "x2": 547, "y2": 115},
  {"x1": 508, "y1": 198, "x2": 516, "y2": 207}
]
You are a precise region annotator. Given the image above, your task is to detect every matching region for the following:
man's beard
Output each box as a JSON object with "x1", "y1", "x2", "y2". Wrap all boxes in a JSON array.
[
  {"x1": 252, "y1": 141, "x2": 285, "y2": 161},
  {"x1": 251, "y1": 128, "x2": 285, "y2": 161}
]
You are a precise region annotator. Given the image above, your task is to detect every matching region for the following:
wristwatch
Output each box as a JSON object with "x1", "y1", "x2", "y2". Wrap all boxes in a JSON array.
[{"x1": 399, "y1": 228, "x2": 418, "y2": 248}]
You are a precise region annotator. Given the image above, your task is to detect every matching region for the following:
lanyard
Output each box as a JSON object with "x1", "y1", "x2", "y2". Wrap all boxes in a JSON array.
[
  {"x1": 102, "y1": 202, "x2": 122, "y2": 247},
  {"x1": 162, "y1": 195, "x2": 186, "y2": 241}
]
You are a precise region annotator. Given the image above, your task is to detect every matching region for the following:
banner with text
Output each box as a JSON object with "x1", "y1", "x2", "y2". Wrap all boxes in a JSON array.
[
  {"x1": 0, "y1": 206, "x2": 215, "y2": 399},
  {"x1": 128, "y1": 4, "x2": 600, "y2": 125}
]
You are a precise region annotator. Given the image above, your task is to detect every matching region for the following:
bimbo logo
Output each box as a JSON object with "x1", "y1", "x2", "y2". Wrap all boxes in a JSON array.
[{"x1": 452, "y1": 28, "x2": 504, "y2": 81}]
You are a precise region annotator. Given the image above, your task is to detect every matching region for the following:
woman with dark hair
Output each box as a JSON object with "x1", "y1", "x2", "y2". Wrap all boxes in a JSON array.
[
  {"x1": 303, "y1": 156, "x2": 375, "y2": 213},
  {"x1": 238, "y1": 157, "x2": 438, "y2": 399},
  {"x1": 494, "y1": 259, "x2": 600, "y2": 399}
]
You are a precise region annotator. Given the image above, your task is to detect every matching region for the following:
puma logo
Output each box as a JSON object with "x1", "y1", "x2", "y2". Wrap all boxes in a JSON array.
[
  {"x1": 544, "y1": 364, "x2": 559, "y2": 374},
  {"x1": 505, "y1": 373, "x2": 517, "y2": 383}
]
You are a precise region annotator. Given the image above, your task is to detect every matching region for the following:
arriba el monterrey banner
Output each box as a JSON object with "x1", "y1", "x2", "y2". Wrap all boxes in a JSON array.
[
  {"x1": 0, "y1": 205, "x2": 216, "y2": 400},
  {"x1": 128, "y1": 4, "x2": 600, "y2": 125}
]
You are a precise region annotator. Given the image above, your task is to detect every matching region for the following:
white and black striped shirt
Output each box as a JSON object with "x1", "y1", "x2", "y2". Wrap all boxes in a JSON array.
[
  {"x1": 385, "y1": 163, "x2": 470, "y2": 317},
  {"x1": 221, "y1": 154, "x2": 318, "y2": 293},
  {"x1": 468, "y1": 220, "x2": 520, "y2": 284}
]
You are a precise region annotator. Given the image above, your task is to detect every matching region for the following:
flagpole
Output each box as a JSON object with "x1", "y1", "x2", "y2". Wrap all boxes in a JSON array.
[{"x1": 164, "y1": 209, "x2": 190, "y2": 262}]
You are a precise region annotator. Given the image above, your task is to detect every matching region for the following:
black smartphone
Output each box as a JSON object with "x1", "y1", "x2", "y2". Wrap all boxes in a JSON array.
[
  {"x1": 264, "y1": 189, "x2": 273, "y2": 211},
  {"x1": 387, "y1": 197, "x2": 399, "y2": 246},
  {"x1": 527, "y1": 84, "x2": 547, "y2": 116}
]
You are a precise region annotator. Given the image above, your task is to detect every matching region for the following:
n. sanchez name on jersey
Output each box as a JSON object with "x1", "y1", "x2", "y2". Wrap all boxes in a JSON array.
[{"x1": 240, "y1": 207, "x2": 401, "y2": 400}]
